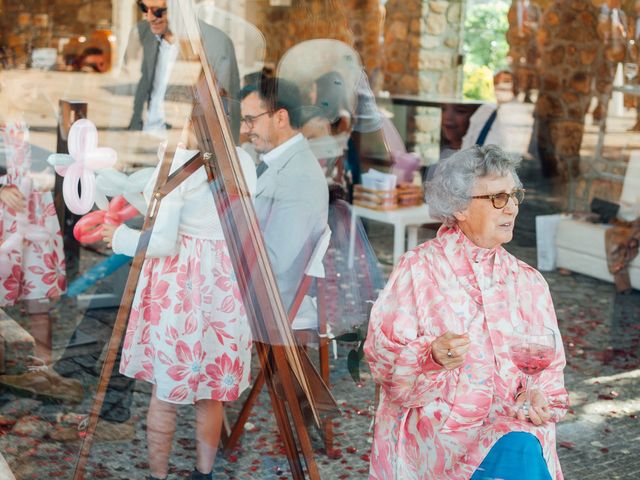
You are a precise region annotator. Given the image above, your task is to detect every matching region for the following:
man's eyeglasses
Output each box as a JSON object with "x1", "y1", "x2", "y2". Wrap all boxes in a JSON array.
[
  {"x1": 240, "y1": 111, "x2": 271, "y2": 129},
  {"x1": 138, "y1": 2, "x2": 167, "y2": 18},
  {"x1": 470, "y1": 189, "x2": 526, "y2": 209}
]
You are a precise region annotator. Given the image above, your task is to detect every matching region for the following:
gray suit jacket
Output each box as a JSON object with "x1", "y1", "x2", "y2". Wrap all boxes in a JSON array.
[
  {"x1": 254, "y1": 137, "x2": 329, "y2": 319},
  {"x1": 128, "y1": 20, "x2": 240, "y2": 139}
]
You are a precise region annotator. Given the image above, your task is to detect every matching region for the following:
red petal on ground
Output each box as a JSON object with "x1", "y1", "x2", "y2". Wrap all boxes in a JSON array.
[
  {"x1": 598, "y1": 393, "x2": 616, "y2": 400},
  {"x1": 327, "y1": 448, "x2": 343, "y2": 459}
]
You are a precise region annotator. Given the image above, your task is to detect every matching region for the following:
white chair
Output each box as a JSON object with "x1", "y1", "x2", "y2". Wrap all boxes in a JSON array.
[{"x1": 555, "y1": 152, "x2": 640, "y2": 289}]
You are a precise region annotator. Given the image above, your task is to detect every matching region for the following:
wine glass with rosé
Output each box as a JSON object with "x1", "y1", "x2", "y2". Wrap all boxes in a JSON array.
[{"x1": 509, "y1": 325, "x2": 556, "y2": 415}]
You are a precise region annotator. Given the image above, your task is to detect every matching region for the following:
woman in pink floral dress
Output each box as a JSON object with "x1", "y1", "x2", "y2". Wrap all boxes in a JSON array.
[
  {"x1": 102, "y1": 146, "x2": 256, "y2": 480},
  {"x1": 0, "y1": 123, "x2": 66, "y2": 308},
  {"x1": 0, "y1": 122, "x2": 66, "y2": 362},
  {"x1": 365, "y1": 145, "x2": 569, "y2": 480}
]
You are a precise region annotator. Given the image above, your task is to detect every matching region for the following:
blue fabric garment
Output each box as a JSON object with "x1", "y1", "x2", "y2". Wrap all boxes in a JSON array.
[
  {"x1": 471, "y1": 432, "x2": 553, "y2": 480},
  {"x1": 65, "y1": 253, "x2": 130, "y2": 297}
]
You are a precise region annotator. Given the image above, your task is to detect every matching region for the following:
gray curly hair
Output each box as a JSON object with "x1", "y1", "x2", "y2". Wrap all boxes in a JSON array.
[{"x1": 424, "y1": 145, "x2": 522, "y2": 226}]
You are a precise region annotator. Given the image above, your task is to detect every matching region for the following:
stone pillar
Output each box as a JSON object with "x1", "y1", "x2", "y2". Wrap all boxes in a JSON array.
[
  {"x1": 531, "y1": 0, "x2": 613, "y2": 180},
  {"x1": 507, "y1": 0, "x2": 543, "y2": 103},
  {"x1": 383, "y1": 0, "x2": 466, "y2": 165}
]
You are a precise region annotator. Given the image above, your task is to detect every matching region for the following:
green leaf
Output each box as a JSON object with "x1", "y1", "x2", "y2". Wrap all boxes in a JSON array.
[
  {"x1": 333, "y1": 332, "x2": 360, "y2": 343},
  {"x1": 347, "y1": 349, "x2": 361, "y2": 383}
]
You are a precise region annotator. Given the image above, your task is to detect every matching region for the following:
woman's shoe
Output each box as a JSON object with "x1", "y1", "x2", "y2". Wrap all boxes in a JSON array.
[{"x1": 190, "y1": 468, "x2": 213, "y2": 480}]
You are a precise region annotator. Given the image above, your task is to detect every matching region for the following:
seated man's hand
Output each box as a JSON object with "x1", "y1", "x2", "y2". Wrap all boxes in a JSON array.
[
  {"x1": 101, "y1": 223, "x2": 118, "y2": 248},
  {"x1": 514, "y1": 389, "x2": 551, "y2": 426},
  {"x1": 0, "y1": 185, "x2": 26, "y2": 212},
  {"x1": 431, "y1": 331, "x2": 470, "y2": 370}
]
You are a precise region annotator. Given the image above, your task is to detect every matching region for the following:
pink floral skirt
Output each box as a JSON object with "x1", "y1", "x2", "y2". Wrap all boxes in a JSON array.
[
  {"x1": 0, "y1": 189, "x2": 66, "y2": 307},
  {"x1": 119, "y1": 235, "x2": 252, "y2": 404}
]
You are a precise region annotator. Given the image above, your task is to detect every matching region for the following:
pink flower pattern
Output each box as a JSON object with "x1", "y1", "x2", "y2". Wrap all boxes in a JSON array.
[
  {"x1": 214, "y1": 252, "x2": 245, "y2": 315},
  {"x1": 120, "y1": 237, "x2": 251, "y2": 404},
  {"x1": 0, "y1": 124, "x2": 65, "y2": 306},
  {"x1": 205, "y1": 353, "x2": 244, "y2": 401},
  {"x1": 166, "y1": 340, "x2": 208, "y2": 402},
  {"x1": 364, "y1": 226, "x2": 569, "y2": 479}
]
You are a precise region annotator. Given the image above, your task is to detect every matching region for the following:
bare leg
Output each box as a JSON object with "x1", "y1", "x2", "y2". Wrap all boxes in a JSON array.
[
  {"x1": 194, "y1": 399, "x2": 224, "y2": 475},
  {"x1": 25, "y1": 299, "x2": 53, "y2": 364},
  {"x1": 147, "y1": 386, "x2": 177, "y2": 479}
]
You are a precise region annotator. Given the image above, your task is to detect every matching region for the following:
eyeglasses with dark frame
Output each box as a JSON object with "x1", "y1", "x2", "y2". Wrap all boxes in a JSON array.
[
  {"x1": 137, "y1": 1, "x2": 167, "y2": 18},
  {"x1": 240, "y1": 111, "x2": 272, "y2": 129},
  {"x1": 470, "y1": 188, "x2": 526, "y2": 209}
]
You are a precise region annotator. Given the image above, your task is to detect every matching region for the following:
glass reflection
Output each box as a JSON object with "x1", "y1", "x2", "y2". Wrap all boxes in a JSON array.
[{"x1": 0, "y1": 0, "x2": 638, "y2": 479}]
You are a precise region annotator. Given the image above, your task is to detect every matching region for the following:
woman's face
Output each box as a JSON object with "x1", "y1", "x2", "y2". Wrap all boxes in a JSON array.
[
  {"x1": 441, "y1": 104, "x2": 476, "y2": 150},
  {"x1": 454, "y1": 173, "x2": 519, "y2": 249}
]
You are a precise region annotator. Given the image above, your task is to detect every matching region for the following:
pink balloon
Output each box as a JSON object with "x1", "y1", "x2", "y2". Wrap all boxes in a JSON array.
[
  {"x1": 73, "y1": 195, "x2": 139, "y2": 244},
  {"x1": 54, "y1": 119, "x2": 117, "y2": 214},
  {"x1": 63, "y1": 161, "x2": 96, "y2": 215},
  {"x1": 67, "y1": 119, "x2": 98, "y2": 163},
  {"x1": 85, "y1": 147, "x2": 117, "y2": 170},
  {"x1": 54, "y1": 165, "x2": 68, "y2": 176}
]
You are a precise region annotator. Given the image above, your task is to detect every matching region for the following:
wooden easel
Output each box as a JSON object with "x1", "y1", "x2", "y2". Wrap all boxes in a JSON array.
[{"x1": 71, "y1": 6, "x2": 338, "y2": 480}]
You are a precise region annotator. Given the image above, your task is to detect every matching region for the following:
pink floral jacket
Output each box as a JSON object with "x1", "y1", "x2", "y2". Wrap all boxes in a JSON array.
[{"x1": 364, "y1": 225, "x2": 568, "y2": 479}]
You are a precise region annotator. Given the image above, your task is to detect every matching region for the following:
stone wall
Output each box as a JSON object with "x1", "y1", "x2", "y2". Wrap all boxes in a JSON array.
[
  {"x1": 229, "y1": 1, "x2": 467, "y2": 165},
  {"x1": 384, "y1": 0, "x2": 466, "y2": 165},
  {"x1": 249, "y1": 0, "x2": 382, "y2": 77},
  {"x1": 384, "y1": 0, "x2": 464, "y2": 96}
]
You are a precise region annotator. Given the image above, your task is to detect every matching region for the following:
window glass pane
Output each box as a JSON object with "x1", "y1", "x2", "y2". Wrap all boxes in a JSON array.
[{"x1": 0, "y1": 1, "x2": 638, "y2": 479}]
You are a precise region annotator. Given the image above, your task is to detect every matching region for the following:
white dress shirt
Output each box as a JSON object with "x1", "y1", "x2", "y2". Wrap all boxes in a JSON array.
[
  {"x1": 260, "y1": 133, "x2": 305, "y2": 167},
  {"x1": 144, "y1": 37, "x2": 179, "y2": 133}
]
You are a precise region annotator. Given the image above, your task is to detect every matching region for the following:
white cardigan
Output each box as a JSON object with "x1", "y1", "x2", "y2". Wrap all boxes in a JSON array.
[
  {"x1": 112, "y1": 147, "x2": 257, "y2": 257},
  {"x1": 461, "y1": 103, "x2": 504, "y2": 149}
]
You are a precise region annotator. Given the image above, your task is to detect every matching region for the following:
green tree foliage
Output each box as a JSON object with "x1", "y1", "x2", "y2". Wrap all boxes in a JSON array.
[
  {"x1": 463, "y1": 64, "x2": 496, "y2": 101},
  {"x1": 463, "y1": 0, "x2": 510, "y2": 100}
]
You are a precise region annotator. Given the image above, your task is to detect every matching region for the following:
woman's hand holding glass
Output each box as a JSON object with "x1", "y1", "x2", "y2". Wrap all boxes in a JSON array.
[
  {"x1": 431, "y1": 331, "x2": 470, "y2": 370},
  {"x1": 514, "y1": 389, "x2": 551, "y2": 426}
]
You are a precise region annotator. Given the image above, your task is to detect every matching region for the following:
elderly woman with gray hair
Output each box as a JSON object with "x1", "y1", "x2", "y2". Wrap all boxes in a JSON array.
[{"x1": 364, "y1": 145, "x2": 569, "y2": 480}]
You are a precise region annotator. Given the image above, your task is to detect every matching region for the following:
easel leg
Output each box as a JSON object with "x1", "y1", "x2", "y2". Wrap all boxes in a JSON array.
[
  {"x1": 223, "y1": 364, "x2": 266, "y2": 452},
  {"x1": 269, "y1": 344, "x2": 321, "y2": 479},
  {"x1": 256, "y1": 343, "x2": 305, "y2": 479},
  {"x1": 317, "y1": 279, "x2": 333, "y2": 453}
]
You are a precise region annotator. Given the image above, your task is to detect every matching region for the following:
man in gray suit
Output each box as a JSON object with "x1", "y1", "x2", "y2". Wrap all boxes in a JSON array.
[
  {"x1": 240, "y1": 78, "x2": 328, "y2": 322},
  {"x1": 128, "y1": 0, "x2": 240, "y2": 138}
]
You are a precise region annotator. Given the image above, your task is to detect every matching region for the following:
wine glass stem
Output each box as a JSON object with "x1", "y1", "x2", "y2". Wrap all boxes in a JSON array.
[{"x1": 525, "y1": 374, "x2": 533, "y2": 410}]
